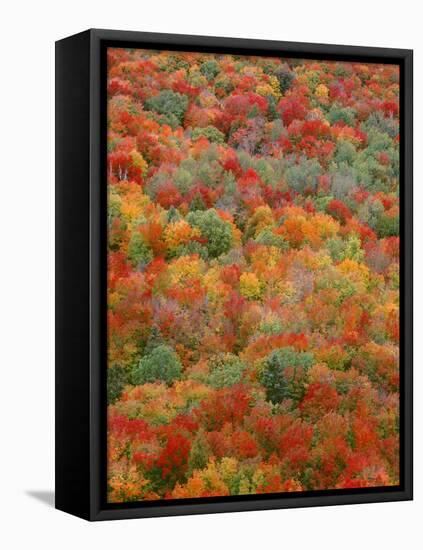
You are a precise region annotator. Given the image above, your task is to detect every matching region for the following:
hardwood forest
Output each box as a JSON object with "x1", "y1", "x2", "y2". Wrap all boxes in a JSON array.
[{"x1": 106, "y1": 47, "x2": 400, "y2": 502}]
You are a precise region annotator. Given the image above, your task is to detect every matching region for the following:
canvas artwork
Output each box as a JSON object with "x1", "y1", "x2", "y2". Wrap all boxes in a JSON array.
[{"x1": 106, "y1": 47, "x2": 400, "y2": 504}]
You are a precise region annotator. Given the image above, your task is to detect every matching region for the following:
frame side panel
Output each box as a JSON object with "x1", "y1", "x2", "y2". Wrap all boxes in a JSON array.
[
  {"x1": 55, "y1": 31, "x2": 91, "y2": 520},
  {"x1": 402, "y1": 50, "x2": 413, "y2": 499}
]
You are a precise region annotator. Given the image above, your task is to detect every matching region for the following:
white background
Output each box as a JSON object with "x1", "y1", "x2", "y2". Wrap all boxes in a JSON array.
[{"x1": 0, "y1": 1, "x2": 420, "y2": 548}]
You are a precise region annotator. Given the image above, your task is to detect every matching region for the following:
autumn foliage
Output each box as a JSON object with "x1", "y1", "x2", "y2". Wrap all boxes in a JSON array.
[{"x1": 106, "y1": 47, "x2": 400, "y2": 503}]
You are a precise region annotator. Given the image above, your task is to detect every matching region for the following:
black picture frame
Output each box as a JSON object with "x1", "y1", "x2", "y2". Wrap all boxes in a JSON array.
[{"x1": 55, "y1": 28, "x2": 413, "y2": 521}]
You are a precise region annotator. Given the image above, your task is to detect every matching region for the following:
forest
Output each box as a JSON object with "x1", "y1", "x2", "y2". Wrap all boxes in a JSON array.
[{"x1": 106, "y1": 47, "x2": 400, "y2": 502}]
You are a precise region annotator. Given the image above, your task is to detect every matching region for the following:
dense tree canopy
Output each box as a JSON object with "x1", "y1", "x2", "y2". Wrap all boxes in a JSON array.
[{"x1": 107, "y1": 47, "x2": 400, "y2": 503}]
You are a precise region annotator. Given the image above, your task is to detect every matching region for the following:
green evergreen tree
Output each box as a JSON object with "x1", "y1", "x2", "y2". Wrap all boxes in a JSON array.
[
  {"x1": 144, "y1": 325, "x2": 164, "y2": 355},
  {"x1": 107, "y1": 365, "x2": 130, "y2": 404},
  {"x1": 275, "y1": 67, "x2": 295, "y2": 93},
  {"x1": 260, "y1": 347, "x2": 314, "y2": 404},
  {"x1": 188, "y1": 429, "x2": 211, "y2": 475}
]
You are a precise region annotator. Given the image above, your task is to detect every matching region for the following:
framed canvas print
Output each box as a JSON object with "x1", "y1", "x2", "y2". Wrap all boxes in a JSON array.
[{"x1": 55, "y1": 29, "x2": 413, "y2": 521}]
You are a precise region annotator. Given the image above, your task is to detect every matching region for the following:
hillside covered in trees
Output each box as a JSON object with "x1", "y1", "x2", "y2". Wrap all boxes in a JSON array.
[{"x1": 106, "y1": 47, "x2": 400, "y2": 502}]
